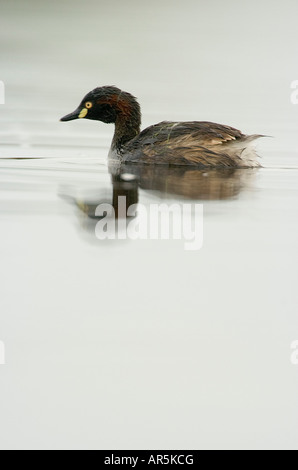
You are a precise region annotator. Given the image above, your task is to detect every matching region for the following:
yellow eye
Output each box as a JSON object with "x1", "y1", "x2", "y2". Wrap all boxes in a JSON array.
[{"x1": 85, "y1": 101, "x2": 93, "y2": 109}]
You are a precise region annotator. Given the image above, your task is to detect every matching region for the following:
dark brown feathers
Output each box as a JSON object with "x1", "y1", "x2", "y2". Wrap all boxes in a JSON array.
[{"x1": 122, "y1": 121, "x2": 261, "y2": 167}]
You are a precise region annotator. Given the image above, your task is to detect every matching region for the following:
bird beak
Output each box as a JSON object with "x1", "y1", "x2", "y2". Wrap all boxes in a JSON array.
[{"x1": 60, "y1": 107, "x2": 88, "y2": 121}]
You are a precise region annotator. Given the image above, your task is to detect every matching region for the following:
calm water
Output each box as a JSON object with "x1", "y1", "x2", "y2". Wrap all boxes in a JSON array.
[{"x1": 0, "y1": 0, "x2": 298, "y2": 450}]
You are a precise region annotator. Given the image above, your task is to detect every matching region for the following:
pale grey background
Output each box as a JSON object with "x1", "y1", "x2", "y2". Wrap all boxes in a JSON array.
[{"x1": 0, "y1": 0, "x2": 298, "y2": 450}]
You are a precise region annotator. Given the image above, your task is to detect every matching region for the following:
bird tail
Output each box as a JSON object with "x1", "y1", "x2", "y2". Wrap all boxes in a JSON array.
[{"x1": 228, "y1": 135, "x2": 266, "y2": 168}]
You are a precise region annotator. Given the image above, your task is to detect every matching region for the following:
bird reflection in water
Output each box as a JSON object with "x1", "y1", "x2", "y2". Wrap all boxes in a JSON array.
[
  {"x1": 66, "y1": 164, "x2": 258, "y2": 239},
  {"x1": 119, "y1": 164, "x2": 257, "y2": 200}
]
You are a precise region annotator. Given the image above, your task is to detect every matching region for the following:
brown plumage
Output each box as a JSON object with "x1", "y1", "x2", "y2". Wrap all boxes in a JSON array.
[{"x1": 61, "y1": 86, "x2": 263, "y2": 167}]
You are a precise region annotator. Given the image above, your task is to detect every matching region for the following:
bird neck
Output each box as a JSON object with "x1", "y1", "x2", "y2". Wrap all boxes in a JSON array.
[{"x1": 110, "y1": 102, "x2": 141, "y2": 154}]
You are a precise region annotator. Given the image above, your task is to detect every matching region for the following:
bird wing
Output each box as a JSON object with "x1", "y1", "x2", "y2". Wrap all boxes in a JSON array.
[
  {"x1": 134, "y1": 121, "x2": 244, "y2": 145},
  {"x1": 124, "y1": 121, "x2": 251, "y2": 166}
]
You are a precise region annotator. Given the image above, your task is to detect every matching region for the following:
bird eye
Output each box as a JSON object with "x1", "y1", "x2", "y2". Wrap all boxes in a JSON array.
[{"x1": 85, "y1": 102, "x2": 93, "y2": 109}]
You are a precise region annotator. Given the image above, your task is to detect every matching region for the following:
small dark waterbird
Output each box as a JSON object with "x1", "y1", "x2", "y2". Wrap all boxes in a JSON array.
[{"x1": 61, "y1": 86, "x2": 262, "y2": 167}]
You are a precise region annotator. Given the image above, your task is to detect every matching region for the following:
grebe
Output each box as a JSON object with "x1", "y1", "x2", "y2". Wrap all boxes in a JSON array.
[{"x1": 61, "y1": 86, "x2": 262, "y2": 167}]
